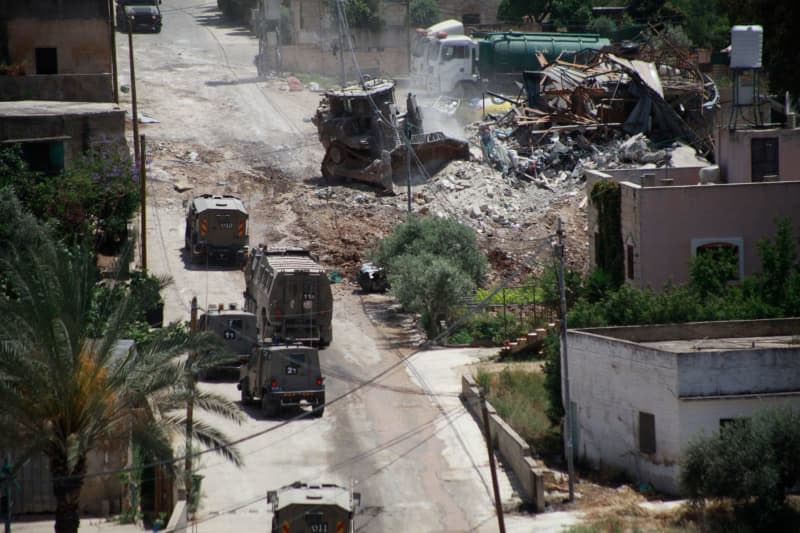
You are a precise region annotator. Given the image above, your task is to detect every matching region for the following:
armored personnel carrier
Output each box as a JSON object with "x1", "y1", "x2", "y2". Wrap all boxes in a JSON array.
[
  {"x1": 184, "y1": 194, "x2": 249, "y2": 264},
  {"x1": 244, "y1": 246, "x2": 333, "y2": 348},
  {"x1": 312, "y1": 78, "x2": 469, "y2": 192},
  {"x1": 267, "y1": 481, "x2": 360, "y2": 533}
]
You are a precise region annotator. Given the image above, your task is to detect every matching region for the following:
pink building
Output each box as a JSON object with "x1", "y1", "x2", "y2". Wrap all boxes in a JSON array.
[{"x1": 586, "y1": 126, "x2": 800, "y2": 290}]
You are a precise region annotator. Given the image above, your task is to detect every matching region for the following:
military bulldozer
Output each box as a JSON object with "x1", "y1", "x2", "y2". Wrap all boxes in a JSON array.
[{"x1": 312, "y1": 79, "x2": 470, "y2": 192}]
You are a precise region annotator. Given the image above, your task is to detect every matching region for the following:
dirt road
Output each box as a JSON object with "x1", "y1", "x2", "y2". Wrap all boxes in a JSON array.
[{"x1": 119, "y1": 1, "x2": 531, "y2": 530}]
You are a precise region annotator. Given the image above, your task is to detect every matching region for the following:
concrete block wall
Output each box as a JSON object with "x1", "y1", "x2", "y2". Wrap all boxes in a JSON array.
[
  {"x1": 461, "y1": 374, "x2": 545, "y2": 511},
  {"x1": 567, "y1": 331, "x2": 681, "y2": 493},
  {"x1": 280, "y1": 45, "x2": 408, "y2": 78},
  {"x1": 0, "y1": 74, "x2": 114, "y2": 102}
]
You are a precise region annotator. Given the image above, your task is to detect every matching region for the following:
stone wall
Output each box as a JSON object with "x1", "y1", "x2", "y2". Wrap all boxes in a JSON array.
[{"x1": 461, "y1": 374, "x2": 545, "y2": 511}]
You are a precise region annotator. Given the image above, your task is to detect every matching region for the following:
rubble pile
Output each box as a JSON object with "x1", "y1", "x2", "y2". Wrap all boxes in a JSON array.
[{"x1": 519, "y1": 52, "x2": 716, "y2": 156}]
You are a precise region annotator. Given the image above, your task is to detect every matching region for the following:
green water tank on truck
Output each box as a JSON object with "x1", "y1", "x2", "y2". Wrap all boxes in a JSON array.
[{"x1": 412, "y1": 23, "x2": 610, "y2": 96}]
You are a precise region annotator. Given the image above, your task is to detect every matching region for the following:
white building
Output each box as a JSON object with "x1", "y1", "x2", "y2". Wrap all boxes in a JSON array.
[{"x1": 566, "y1": 318, "x2": 800, "y2": 494}]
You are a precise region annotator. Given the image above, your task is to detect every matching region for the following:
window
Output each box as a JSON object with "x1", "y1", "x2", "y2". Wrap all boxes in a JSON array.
[
  {"x1": 750, "y1": 137, "x2": 778, "y2": 182},
  {"x1": 228, "y1": 319, "x2": 244, "y2": 330},
  {"x1": 20, "y1": 141, "x2": 64, "y2": 175},
  {"x1": 692, "y1": 238, "x2": 743, "y2": 281},
  {"x1": 720, "y1": 417, "x2": 749, "y2": 431},
  {"x1": 216, "y1": 214, "x2": 233, "y2": 229},
  {"x1": 626, "y1": 244, "x2": 635, "y2": 280},
  {"x1": 692, "y1": 238, "x2": 743, "y2": 282},
  {"x1": 441, "y1": 45, "x2": 468, "y2": 62},
  {"x1": 639, "y1": 411, "x2": 656, "y2": 454},
  {"x1": 462, "y1": 13, "x2": 480, "y2": 25},
  {"x1": 35, "y1": 47, "x2": 58, "y2": 74}
]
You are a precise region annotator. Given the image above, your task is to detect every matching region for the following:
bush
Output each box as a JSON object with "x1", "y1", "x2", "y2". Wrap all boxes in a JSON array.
[
  {"x1": 389, "y1": 252, "x2": 475, "y2": 339},
  {"x1": 0, "y1": 143, "x2": 139, "y2": 251},
  {"x1": 681, "y1": 408, "x2": 800, "y2": 524},
  {"x1": 409, "y1": 0, "x2": 441, "y2": 28},
  {"x1": 371, "y1": 216, "x2": 487, "y2": 285},
  {"x1": 344, "y1": 0, "x2": 382, "y2": 29},
  {"x1": 372, "y1": 216, "x2": 487, "y2": 340}
]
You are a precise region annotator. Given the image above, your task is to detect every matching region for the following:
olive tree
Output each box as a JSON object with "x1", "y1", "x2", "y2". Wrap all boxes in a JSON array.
[{"x1": 371, "y1": 216, "x2": 487, "y2": 339}]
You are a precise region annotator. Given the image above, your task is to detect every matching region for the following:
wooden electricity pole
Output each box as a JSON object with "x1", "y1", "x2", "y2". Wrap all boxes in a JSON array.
[
  {"x1": 185, "y1": 297, "x2": 198, "y2": 502},
  {"x1": 555, "y1": 218, "x2": 575, "y2": 501},
  {"x1": 480, "y1": 390, "x2": 506, "y2": 533},
  {"x1": 139, "y1": 134, "x2": 147, "y2": 272},
  {"x1": 127, "y1": 19, "x2": 140, "y2": 166}
]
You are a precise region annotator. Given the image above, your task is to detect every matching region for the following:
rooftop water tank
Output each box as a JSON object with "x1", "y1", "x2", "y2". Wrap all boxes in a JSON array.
[{"x1": 730, "y1": 25, "x2": 763, "y2": 69}]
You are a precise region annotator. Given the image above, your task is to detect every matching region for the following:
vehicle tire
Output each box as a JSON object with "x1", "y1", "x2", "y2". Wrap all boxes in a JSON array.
[
  {"x1": 312, "y1": 393, "x2": 325, "y2": 418},
  {"x1": 261, "y1": 394, "x2": 279, "y2": 418},
  {"x1": 240, "y1": 381, "x2": 251, "y2": 404},
  {"x1": 328, "y1": 142, "x2": 345, "y2": 165},
  {"x1": 455, "y1": 81, "x2": 480, "y2": 99}
]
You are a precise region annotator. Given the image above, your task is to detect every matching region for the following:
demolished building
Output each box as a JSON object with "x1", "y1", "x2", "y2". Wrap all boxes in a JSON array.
[{"x1": 520, "y1": 52, "x2": 717, "y2": 160}]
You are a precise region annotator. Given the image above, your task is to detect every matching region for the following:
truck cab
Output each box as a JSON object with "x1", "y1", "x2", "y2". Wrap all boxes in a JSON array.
[
  {"x1": 239, "y1": 343, "x2": 325, "y2": 418},
  {"x1": 422, "y1": 35, "x2": 478, "y2": 96},
  {"x1": 411, "y1": 19, "x2": 467, "y2": 89}
]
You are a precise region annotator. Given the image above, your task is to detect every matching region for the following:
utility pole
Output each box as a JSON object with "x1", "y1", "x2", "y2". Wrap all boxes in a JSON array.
[
  {"x1": 480, "y1": 390, "x2": 506, "y2": 533},
  {"x1": 108, "y1": 0, "x2": 119, "y2": 103},
  {"x1": 406, "y1": 139, "x2": 412, "y2": 213},
  {"x1": 185, "y1": 297, "x2": 198, "y2": 503},
  {"x1": 139, "y1": 134, "x2": 147, "y2": 272},
  {"x1": 336, "y1": 0, "x2": 346, "y2": 86},
  {"x1": 555, "y1": 218, "x2": 575, "y2": 501},
  {"x1": 127, "y1": 18, "x2": 140, "y2": 167},
  {"x1": 406, "y1": 0, "x2": 411, "y2": 74}
]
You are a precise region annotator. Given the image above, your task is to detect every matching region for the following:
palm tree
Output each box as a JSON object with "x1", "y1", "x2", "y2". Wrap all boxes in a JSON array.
[{"x1": 0, "y1": 190, "x2": 243, "y2": 533}]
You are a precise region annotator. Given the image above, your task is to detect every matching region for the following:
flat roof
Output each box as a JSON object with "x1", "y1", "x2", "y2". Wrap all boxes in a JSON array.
[
  {"x1": 192, "y1": 194, "x2": 247, "y2": 213},
  {"x1": 641, "y1": 335, "x2": 800, "y2": 353},
  {"x1": 573, "y1": 317, "x2": 800, "y2": 347},
  {"x1": 277, "y1": 483, "x2": 351, "y2": 510},
  {"x1": 0, "y1": 101, "x2": 123, "y2": 117}
]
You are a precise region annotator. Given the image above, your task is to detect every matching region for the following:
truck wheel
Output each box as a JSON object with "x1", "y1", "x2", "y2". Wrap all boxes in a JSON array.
[
  {"x1": 312, "y1": 393, "x2": 325, "y2": 418},
  {"x1": 455, "y1": 81, "x2": 480, "y2": 99},
  {"x1": 261, "y1": 395, "x2": 279, "y2": 418},
  {"x1": 240, "y1": 382, "x2": 251, "y2": 404}
]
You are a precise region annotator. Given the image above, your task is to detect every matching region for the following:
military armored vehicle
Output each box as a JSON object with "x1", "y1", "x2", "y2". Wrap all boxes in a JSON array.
[
  {"x1": 267, "y1": 481, "x2": 360, "y2": 533},
  {"x1": 239, "y1": 343, "x2": 325, "y2": 417},
  {"x1": 244, "y1": 246, "x2": 333, "y2": 348},
  {"x1": 184, "y1": 194, "x2": 249, "y2": 264},
  {"x1": 197, "y1": 304, "x2": 258, "y2": 377},
  {"x1": 311, "y1": 78, "x2": 470, "y2": 192}
]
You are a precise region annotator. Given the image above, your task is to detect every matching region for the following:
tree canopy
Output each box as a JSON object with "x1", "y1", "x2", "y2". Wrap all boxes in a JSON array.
[
  {"x1": 371, "y1": 216, "x2": 487, "y2": 339},
  {"x1": 0, "y1": 189, "x2": 242, "y2": 533},
  {"x1": 409, "y1": 0, "x2": 441, "y2": 28},
  {"x1": 720, "y1": 0, "x2": 800, "y2": 99}
]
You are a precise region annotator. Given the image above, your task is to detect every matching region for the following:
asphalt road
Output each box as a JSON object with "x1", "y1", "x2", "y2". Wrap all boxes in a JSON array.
[{"x1": 118, "y1": 1, "x2": 533, "y2": 531}]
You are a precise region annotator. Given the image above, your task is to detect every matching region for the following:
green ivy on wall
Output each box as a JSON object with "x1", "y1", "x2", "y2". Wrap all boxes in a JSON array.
[{"x1": 590, "y1": 179, "x2": 623, "y2": 288}]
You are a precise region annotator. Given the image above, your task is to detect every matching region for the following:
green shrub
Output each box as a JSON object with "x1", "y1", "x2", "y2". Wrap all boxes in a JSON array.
[{"x1": 681, "y1": 408, "x2": 800, "y2": 525}]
